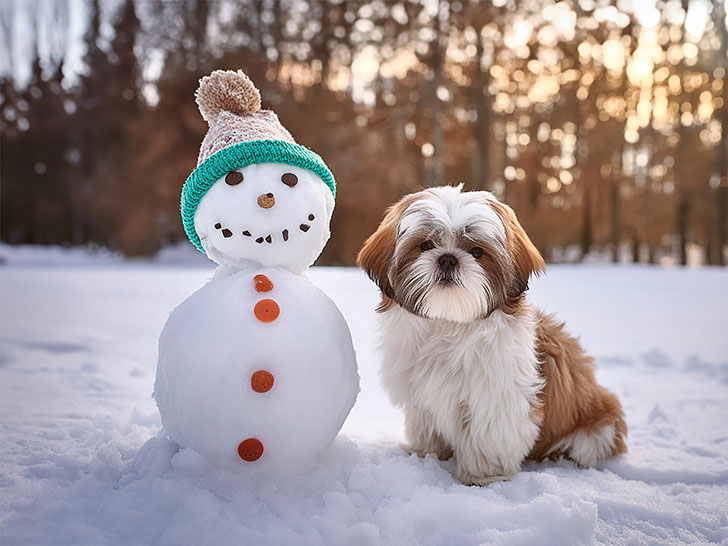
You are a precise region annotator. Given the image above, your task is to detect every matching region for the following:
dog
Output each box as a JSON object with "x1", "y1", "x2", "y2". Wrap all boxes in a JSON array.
[{"x1": 357, "y1": 185, "x2": 627, "y2": 485}]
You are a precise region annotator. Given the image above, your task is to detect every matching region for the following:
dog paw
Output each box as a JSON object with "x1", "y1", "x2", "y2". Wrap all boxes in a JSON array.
[
  {"x1": 436, "y1": 448, "x2": 454, "y2": 461},
  {"x1": 457, "y1": 472, "x2": 513, "y2": 486},
  {"x1": 400, "y1": 443, "x2": 427, "y2": 457},
  {"x1": 400, "y1": 443, "x2": 453, "y2": 460}
]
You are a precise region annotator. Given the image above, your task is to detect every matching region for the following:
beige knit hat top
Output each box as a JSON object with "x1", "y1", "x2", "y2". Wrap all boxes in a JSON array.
[
  {"x1": 181, "y1": 69, "x2": 336, "y2": 253},
  {"x1": 194, "y1": 70, "x2": 295, "y2": 165}
]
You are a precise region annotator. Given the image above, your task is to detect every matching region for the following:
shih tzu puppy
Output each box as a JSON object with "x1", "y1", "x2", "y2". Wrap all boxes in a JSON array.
[{"x1": 357, "y1": 185, "x2": 626, "y2": 486}]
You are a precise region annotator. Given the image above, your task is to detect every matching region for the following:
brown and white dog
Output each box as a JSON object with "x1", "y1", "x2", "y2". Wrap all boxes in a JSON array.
[{"x1": 357, "y1": 185, "x2": 626, "y2": 486}]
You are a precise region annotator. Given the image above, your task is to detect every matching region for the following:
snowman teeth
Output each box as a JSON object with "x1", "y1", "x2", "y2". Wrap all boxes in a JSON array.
[
  {"x1": 243, "y1": 214, "x2": 314, "y2": 245},
  {"x1": 214, "y1": 223, "x2": 234, "y2": 238}
]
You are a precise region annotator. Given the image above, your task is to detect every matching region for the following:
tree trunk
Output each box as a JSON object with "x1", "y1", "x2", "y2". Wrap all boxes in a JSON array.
[
  {"x1": 677, "y1": 196, "x2": 690, "y2": 266},
  {"x1": 473, "y1": 34, "x2": 491, "y2": 191},
  {"x1": 575, "y1": 93, "x2": 590, "y2": 261},
  {"x1": 580, "y1": 183, "x2": 593, "y2": 261},
  {"x1": 714, "y1": 0, "x2": 728, "y2": 265},
  {"x1": 610, "y1": 149, "x2": 622, "y2": 263},
  {"x1": 430, "y1": 0, "x2": 445, "y2": 186}
]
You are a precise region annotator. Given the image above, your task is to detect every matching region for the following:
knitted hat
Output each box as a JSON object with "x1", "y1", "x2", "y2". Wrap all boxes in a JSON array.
[{"x1": 181, "y1": 70, "x2": 336, "y2": 252}]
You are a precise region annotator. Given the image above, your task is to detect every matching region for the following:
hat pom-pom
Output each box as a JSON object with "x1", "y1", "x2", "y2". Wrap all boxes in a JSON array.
[{"x1": 195, "y1": 69, "x2": 262, "y2": 125}]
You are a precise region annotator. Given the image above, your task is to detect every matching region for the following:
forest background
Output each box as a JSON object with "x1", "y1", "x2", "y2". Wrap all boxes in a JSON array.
[{"x1": 1, "y1": 0, "x2": 726, "y2": 266}]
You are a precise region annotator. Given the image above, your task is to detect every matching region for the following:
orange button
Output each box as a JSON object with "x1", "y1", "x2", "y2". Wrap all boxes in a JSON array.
[
  {"x1": 254, "y1": 274, "x2": 273, "y2": 293},
  {"x1": 238, "y1": 438, "x2": 264, "y2": 462},
  {"x1": 254, "y1": 299, "x2": 280, "y2": 322},
  {"x1": 251, "y1": 370, "x2": 275, "y2": 393}
]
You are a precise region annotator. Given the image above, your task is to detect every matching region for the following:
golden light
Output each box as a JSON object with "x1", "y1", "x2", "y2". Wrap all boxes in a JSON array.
[
  {"x1": 527, "y1": 60, "x2": 542, "y2": 74},
  {"x1": 627, "y1": 52, "x2": 653, "y2": 86},
  {"x1": 668, "y1": 75, "x2": 681, "y2": 94},
  {"x1": 682, "y1": 43, "x2": 698, "y2": 65},
  {"x1": 667, "y1": 44, "x2": 683, "y2": 64},
  {"x1": 578, "y1": 40, "x2": 592, "y2": 61},
  {"x1": 546, "y1": 177, "x2": 561, "y2": 193},
  {"x1": 696, "y1": 103, "x2": 712, "y2": 123},
  {"x1": 602, "y1": 39, "x2": 626, "y2": 71},
  {"x1": 527, "y1": 75, "x2": 560, "y2": 103},
  {"x1": 654, "y1": 67, "x2": 670, "y2": 83}
]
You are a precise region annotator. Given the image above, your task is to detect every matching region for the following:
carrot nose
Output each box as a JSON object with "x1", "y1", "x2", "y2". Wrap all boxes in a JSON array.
[{"x1": 257, "y1": 193, "x2": 275, "y2": 209}]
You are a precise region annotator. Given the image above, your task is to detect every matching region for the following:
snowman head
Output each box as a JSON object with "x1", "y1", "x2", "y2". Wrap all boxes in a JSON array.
[
  {"x1": 181, "y1": 69, "x2": 337, "y2": 273},
  {"x1": 193, "y1": 163, "x2": 334, "y2": 273}
]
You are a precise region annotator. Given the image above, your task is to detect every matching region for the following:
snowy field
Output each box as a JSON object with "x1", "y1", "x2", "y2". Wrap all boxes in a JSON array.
[{"x1": 1, "y1": 245, "x2": 727, "y2": 546}]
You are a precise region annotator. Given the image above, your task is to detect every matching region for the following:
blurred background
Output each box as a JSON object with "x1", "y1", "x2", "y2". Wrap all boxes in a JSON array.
[{"x1": 0, "y1": 0, "x2": 726, "y2": 266}]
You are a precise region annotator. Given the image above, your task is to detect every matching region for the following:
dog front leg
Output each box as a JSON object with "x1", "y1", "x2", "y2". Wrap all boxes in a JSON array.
[
  {"x1": 402, "y1": 407, "x2": 453, "y2": 460},
  {"x1": 453, "y1": 432, "x2": 522, "y2": 486}
]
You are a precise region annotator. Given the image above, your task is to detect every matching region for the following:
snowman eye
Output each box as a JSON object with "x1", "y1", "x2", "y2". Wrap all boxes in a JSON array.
[
  {"x1": 225, "y1": 171, "x2": 243, "y2": 186},
  {"x1": 281, "y1": 173, "x2": 298, "y2": 187}
]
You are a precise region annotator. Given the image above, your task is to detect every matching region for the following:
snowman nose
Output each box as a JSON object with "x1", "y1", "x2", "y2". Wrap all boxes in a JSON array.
[{"x1": 257, "y1": 193, "x2": 275, "y2": 209}]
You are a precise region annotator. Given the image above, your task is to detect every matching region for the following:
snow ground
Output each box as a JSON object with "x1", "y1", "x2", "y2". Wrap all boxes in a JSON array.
[{"x1": 1, "y1": 245, "x2": 727, "y2": 546}]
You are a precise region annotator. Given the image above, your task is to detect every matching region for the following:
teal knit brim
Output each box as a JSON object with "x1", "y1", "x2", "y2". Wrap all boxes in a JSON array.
[{"x1": 181, "y1": 140, "x2": 336, "y2": 252}]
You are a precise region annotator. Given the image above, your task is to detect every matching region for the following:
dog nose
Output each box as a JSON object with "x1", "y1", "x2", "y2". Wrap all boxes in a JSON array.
[
  {"x1": 257, "y1": 193, "x2": 275, "y2": 209},
  {"x1": 438, "y1": 254, "x2": 458, "y2": 272}
]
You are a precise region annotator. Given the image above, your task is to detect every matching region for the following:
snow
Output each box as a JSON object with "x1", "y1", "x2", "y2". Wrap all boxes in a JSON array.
[
  {"x1": 155, "y1": 267, "x2": 358, "y2": 475},
  {"x1": 1, "y1": 245, "x2": 727, "y2": 545}
]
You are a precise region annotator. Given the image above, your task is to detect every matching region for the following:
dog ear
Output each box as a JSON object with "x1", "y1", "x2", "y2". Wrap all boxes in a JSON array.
[
  {"x1": 489, "y1": 199, "x2": 545, "y2": 298},
  {"x1": 357, "y1": 194, "x2": 418, "y2": 300}
]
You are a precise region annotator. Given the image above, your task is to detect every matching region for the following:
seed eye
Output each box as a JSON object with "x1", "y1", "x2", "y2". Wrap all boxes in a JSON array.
[
  {"x1": 470, "y1": 247, "x2": 484, "y2": 259},
  {"x1": 420, "y1": 240, "x2": 435, "y2": 252},
  {"x1": 225, "y1": 171, "x2": 244, "y2": 186},
  {"x1": 281, "y1": 173, "x2": 298, "y2": 187}
]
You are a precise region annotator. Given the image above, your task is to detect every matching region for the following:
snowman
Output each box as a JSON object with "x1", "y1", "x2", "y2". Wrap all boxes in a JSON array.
[{"x1": 154, "y1": 70, "x2": 359, "y2": 476}]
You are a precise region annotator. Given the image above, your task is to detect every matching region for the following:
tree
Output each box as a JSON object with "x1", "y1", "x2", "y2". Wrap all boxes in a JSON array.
[{"x1": 712, "y1": 0, "x2": 728, "y2": 265}]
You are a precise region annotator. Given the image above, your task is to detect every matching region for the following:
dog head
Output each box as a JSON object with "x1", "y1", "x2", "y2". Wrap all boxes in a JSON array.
[{"x1": 357, "y1": 185, "x2": 545, "y2": 323}]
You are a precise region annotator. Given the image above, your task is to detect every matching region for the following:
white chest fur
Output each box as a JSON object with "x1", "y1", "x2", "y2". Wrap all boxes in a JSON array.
[{"x1": 378, "y1": 304, "x2": 545, "y2": 483}]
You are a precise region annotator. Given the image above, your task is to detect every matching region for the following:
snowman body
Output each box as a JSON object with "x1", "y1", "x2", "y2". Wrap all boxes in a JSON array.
[{"x1": 155, "y1": 161, "x2": 359, "y2": 475}]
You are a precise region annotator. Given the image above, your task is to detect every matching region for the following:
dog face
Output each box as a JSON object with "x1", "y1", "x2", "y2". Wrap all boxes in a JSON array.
[{"x1": 357, "y1": 185, "x2": 545, "y2": 322}]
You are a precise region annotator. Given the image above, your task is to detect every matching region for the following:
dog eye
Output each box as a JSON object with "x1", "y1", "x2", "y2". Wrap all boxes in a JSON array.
[
  {"x1": 469, "y1": 247, "x2": 484, "y2": 259},
  {"x1": 419, "y1": 240, "x2": 435, "y2": 252}
]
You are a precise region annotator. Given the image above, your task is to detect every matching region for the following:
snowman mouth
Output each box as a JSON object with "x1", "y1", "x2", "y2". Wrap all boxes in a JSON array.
[{"x1": 214, "y1": 214, "x2": 316, "y2": 245}]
